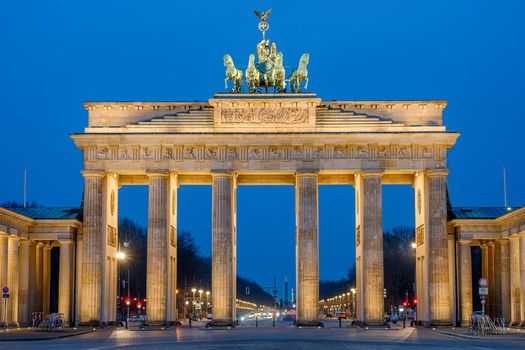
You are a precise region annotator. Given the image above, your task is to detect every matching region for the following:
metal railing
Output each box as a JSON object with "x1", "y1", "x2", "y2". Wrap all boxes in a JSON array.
[{"x1": 468, "y1": 314, "x2": 505, "y2": 335}]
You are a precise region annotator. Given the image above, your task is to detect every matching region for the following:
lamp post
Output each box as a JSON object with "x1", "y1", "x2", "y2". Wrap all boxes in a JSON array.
[
  {"x1": 191, "y1": 288, "x2": 197, "y2": 318},
  {"x1": 205, "y1": 291, "x2": 210, "y2": 317},
  {"x1": 116, "y1": 251, "x2": 126, "y2": 324},
  {"x1": 351, "y1": 288, "x2": 356, "y2": 320},
  {"x1": 198, "y1": 289, "x2": 203, "y2": 319}
]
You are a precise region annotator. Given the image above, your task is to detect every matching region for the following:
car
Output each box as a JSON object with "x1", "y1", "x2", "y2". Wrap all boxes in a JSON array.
[{"x1": 325, "y1": 313, "x2": 333, "y2": 318}]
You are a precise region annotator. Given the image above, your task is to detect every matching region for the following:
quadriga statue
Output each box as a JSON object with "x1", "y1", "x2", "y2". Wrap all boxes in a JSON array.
[
  {"x1": 245, "y1": 54, "x2": 260, "y2": 93},
  {"x1": 224, "y1": 54, "x2": 243, "y2": 93},
  {"x1": 289, "y1": 53, "x2": 309, "y2": 93},
  {"x1": 272, "y1": 52, "x2": 286, "y2": 93}
]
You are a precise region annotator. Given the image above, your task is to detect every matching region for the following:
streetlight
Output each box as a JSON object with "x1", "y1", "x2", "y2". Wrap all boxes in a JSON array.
[
  {"x1": 191, "y1": 288, "x2": 197, "y2": 318},
  {"x1": 205, "y1": 291, "x2": 210, "y2": 317},
  {"x1": 411, "y1": 242, "x2": 417, "y2": 249},
  {"x1": 198, "y1": 290, "x2": 203, "y2": 319},
  {"x1": 116, "y1": 251, "x2": 128, "y2": 325},
  {"x1": 351, "y1": 288, "x2": 357, "y2": 319}
]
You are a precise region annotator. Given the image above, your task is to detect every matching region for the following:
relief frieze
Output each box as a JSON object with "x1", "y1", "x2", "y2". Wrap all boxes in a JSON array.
[
  {"x1": 89, "y1": 144, "x2": 445, "y2": 162},
  {"x1": 221, "y1": 107, "x2": 309, "y2": 124}
]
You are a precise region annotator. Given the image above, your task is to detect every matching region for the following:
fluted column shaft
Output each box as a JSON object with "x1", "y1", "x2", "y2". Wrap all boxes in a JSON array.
[
  {"x1": 7, "y1": 235, "x2": 20, "y2": 324},
  {"x1": 35, "y1": 243, "x2": 43, "y2": 313},
  {"x1": 59, "y1": 241, "x2": 73, "y2": 323},
  {"x1": 42, "y1": 243, "x2": 52, "y2": 315},
  {"x1": 355, "y1": 173, "x2": 383, "y2": 325},
  {"x1": 519, "y1": 231, "x2": 525, "y2": 327},
  {"x1": 146, "y1": 174, "x2": 170, "y2": 324},
  {"x1": 295, "y1": 173, "x2": 320, "y2": 326},
  {"x1": 427, "y1": 173, "x2": 451, "y2": 324},
  {"x1": 509, "y1": 235, "x2": 520, "y2": 325},
  {"x1": 18, "y1": 240, "x2": 36, "y2": 325},
  {"x1": 488, "y1": 242, "x2": 496, "y2": 317},
  {"x1": 458, "y1": 241, "x2": 472, "y2": 325},
  {"x1": 498, "y1": 240, "x2": 511, "y2": 322},
  {"x1": 0, "y1": 233, "x2": 8, "y2": 324},
  {"x1": 80, "y1": 173, "x2": 103, "y2": 323},
  {"x1": 210, "y1": 174, "x2": 236, "y2": 326},
  {"x1": 414, "y1": 171, "x2": 451, "y2": 325}
]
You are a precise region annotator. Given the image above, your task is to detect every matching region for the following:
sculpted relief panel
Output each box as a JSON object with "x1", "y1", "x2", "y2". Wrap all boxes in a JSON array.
[
  {"x1": 90, "y1": 144, "x2": 445, "y2": 162},
  {"x1": 221, "y1": 107, "x2": 309, "y2": 124}
]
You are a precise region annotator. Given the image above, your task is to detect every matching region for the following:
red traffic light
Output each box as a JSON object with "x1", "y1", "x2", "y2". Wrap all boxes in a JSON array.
[
  {"x1": 413, "y1": 299, "x2": 417, "y2": 304},
  {"x1": 403, "y1": 301, "x2": 408, "y2": 307}
]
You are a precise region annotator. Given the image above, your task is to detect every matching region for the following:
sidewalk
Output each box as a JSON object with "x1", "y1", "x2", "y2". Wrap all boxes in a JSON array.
[
  {"x1": 433, "y1": 326, "x2": 525, "y2": 341},
  {"x1": 0, "y1": 326, "x2": 92, "y2": 341}
]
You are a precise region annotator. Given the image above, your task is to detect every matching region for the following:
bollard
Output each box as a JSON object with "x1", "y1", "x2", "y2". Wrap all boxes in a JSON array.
[
  {"x1": 189, "y1": 315, "x2": 192, "y2": 328},
  {"x1": 256, "y1": 315, "x2": 258, "y2": 328},
  {"x1": 339, "y1": 317, "x2": 342, "y2": 328}
]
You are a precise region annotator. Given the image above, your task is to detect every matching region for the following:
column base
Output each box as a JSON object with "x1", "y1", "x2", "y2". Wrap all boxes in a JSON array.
[
  {"x1": 419, "y1": 320, "x2": 453, "y2": 327},
  {"x1": 295, "y1": 320, "x2": 324, "y2": 327},
  {"x1": 145, "y1": 320, "x2": 169, "y2": 327},
  {"x1": 206, "y1": 320, "x2": 235, "y2": 328},
  {"x1": 356, "y1": 320, "x2": 386, "y2": 327}
]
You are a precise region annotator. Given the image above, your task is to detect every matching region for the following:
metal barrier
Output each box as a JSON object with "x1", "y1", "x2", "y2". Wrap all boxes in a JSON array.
[
  {"x1": 34, "y1": 313, "x2": 64, "y2": 331},
  {"x1": 468, "y1": 314, "x2": 505, "y2": 335}
]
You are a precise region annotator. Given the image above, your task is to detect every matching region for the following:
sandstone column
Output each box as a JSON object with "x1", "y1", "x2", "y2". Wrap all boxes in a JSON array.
[
  {"x1": 458, "y1": 240, "x2": 472, "y2": 326},
  {"x1": 519, "y1": 231, "x2": 525, "y2": 327},
  {"x1": 427, "y1": 172, "x2": 451, "y2": 324},
  {"x1": 509, "y1": 234, "x2": 520, "y2": 326},
  {"x1": 59, "y1": 240, "x2": 74, "y2": 323},
  {"x1": 414, "y1": 170, "x2": 451, "y2": 326},
  {"x1": 18, "y1": 240, "x2": 36, "y2": 325},
  {"x1": 499, "y1": 239, "x2": 511, "y2": 323},
  {"x1": 167, "y1": 173, "x2": 178, "y2": 323},
  {"x1": 488, "y1": 242, "x2": 495, "y2": 317},
  {"x1": 481, "y1": 243, "x2": 488, "y2": 278},
  {"x1": 80, "y1": 171, "x2": 104, "y2": 324},
  {"x1": 42, "y1": 243, "x2": 52, "y2": 315},
  {"x1": 7, "y1": 235, "x2": 20, "y2": 325},
  {"x1": 0, "y1": 232, "x2": 7, "y2": 324},
  {"x1": 210, "y1": 173, "x2": 236, "y2": 327},
  {"x1": 355, "y1": 172, "x2": 383, "y2": 326},
  {"x1": 146, "y1": 173, "x2": 174, "y2": 325},
  {"x1": 295, "y1": 173, "x2": 321, "y2": 327},
  {"x1": 35, "y1": 243, "x2": 44, "y2": 313}
]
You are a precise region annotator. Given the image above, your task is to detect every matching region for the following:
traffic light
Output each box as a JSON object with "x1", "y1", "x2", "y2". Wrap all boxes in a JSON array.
[
  {"x1": 413, "y1": 299, "x2": 417, "y2": 305},
  {"x1": 403, "y1": 301, "x2": 408, "y2": 307}
]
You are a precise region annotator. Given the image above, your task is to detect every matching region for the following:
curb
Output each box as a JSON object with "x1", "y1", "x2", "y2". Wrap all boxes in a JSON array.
[
  {"x1": 433, "y1": 329, "x2": 525, "y2": 341},
  {"x1": 0, "y1": 329, "x2": 92, "y2": 342}
]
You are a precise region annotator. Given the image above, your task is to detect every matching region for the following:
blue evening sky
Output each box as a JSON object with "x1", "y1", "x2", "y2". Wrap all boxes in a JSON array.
[{"x1": 1, "y1": 1, "x2": 524, "y2": 297}]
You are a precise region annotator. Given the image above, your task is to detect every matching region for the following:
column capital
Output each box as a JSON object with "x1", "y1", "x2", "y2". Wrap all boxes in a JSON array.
[
  {"x1": 211, "y1": 171, "x2": 234, "y2": 178},
  {"x1": 295, "y1": 171, "x2": 318, "y2": 178},
  {"x1": 43, "y1": 242, "x2": 53, "y2": 250},
  {"x1": 18, "y1": 239, "x2": 33, "y2": 245},
  {"x1": 81, "y1": 170, "x2": 105, "y2": 178},
  {"x1": 355, "y1": 171, "x2": 383, "y2": 178},
  {"x1": 427, "y1": 169, "x2": 449, "y2": 177},
  {"x1": 147, "y1": 170, "x2": 169, "y2": 178},
  {"x1": 499, "y1": 238, "x2": 510, "y2": 245},
  {"x1": 458, "y1": 239, "x2": 472, "y2": 245},
  {"x1": 58, "y1": 239, "x2": 74, "y2": 245},
  {"x1": 8, "y1": 234, "x2": 20, "y2": 241}
]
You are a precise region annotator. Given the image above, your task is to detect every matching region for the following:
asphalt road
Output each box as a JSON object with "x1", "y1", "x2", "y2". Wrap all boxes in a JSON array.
[{"x1": 2, "y1": 320, "x2": 525, "y2": 349}]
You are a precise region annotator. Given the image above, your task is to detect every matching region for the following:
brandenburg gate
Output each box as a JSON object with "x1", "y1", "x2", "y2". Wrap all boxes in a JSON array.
[
  {"x1": 71, "y1": 93, "x2": 458, "y2": 326},
  {"x1": 70, "y1": 10, "x2": 460, "y2": 327}
]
